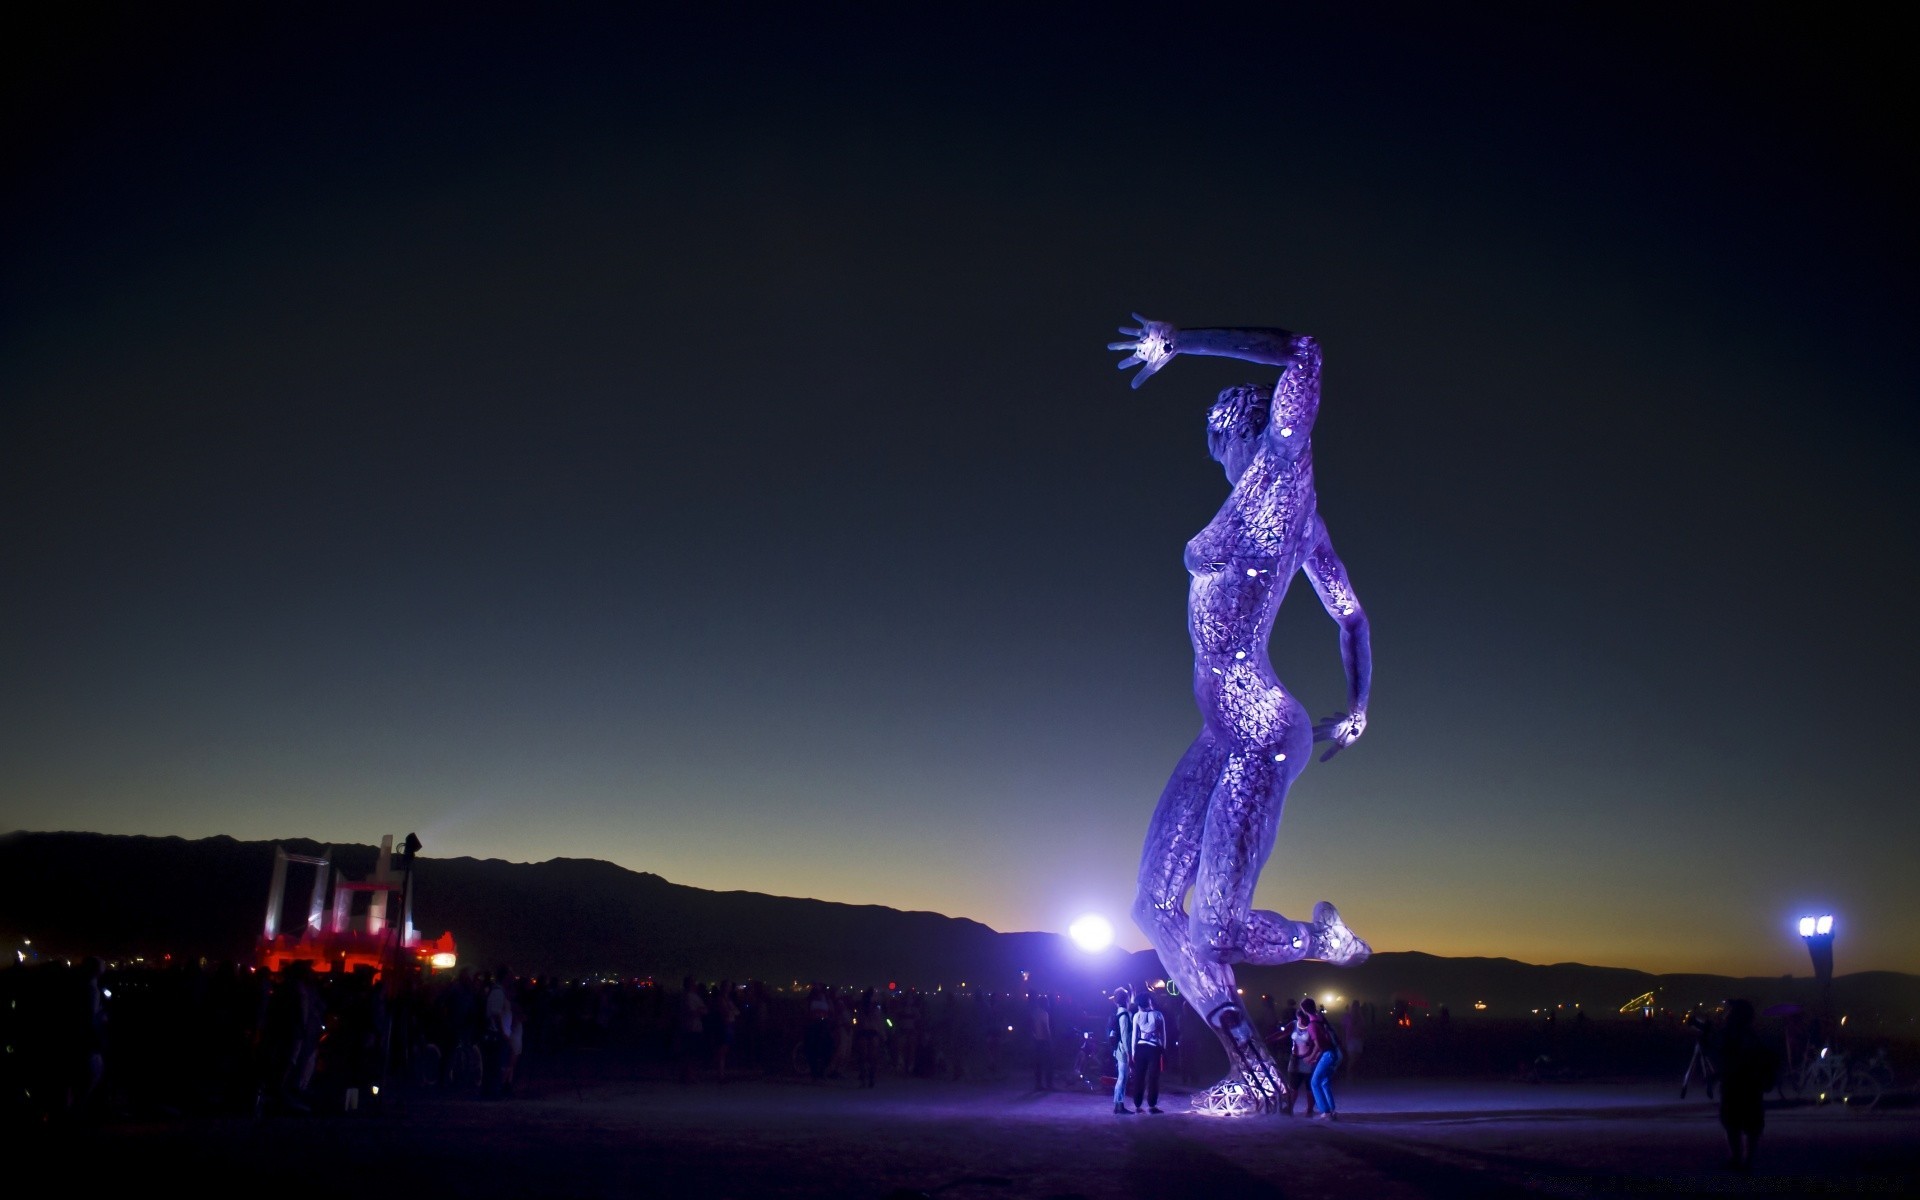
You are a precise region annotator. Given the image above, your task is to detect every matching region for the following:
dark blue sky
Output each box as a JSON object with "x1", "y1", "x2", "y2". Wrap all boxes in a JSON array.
[{"x1": 4, "y1": 6, "x2": 1915, "y2": 975}]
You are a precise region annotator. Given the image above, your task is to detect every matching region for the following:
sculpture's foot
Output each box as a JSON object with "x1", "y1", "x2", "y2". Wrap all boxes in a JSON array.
[
  {"x1": 1310, "y1": 901, "x2": 1371, "y2": 966},
  {"x1": 1190, "y1": 1076, "x2": 1275, "y2": 1118}
]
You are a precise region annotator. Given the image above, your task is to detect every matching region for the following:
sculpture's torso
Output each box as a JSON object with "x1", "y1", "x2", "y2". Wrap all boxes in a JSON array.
[{"x1": 1182, "y1": 359, "x2": 1322, "y2": 747}]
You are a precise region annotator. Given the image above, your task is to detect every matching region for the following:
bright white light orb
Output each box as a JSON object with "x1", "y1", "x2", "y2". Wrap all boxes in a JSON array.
[
  {"x1": 1799, "y1": 916, "x2": 1815, "y2": 937},
  {"x1": 1069, "y1": 914, "x2": 1115, "y2": 953},
  {"x1": 1816, "y1": 914, "x2": 1833, "y2": 935}
]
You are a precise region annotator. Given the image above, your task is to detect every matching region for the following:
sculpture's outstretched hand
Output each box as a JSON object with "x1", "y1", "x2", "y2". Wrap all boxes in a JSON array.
[
  {"x1": 1312, "y1": 710, "x2": 1367, "y2": 762},
  {"x1": 1108, "y1": 313, "x2": 1177, "y2": 389}
]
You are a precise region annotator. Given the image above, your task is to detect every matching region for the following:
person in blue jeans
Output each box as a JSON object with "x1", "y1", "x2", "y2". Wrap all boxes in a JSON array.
[
  {"x1": 1108, "y1": 988, "x2": 1135, "y2": 1113},
  {"x1": 1299, "y1": 998, "x2": 1342, "y2": 1120}
]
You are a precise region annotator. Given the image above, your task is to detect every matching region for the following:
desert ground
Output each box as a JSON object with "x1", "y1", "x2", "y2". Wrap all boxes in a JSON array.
[{"x1": 50, "y1": 1048, "x2": 1918, "y2": 1199}]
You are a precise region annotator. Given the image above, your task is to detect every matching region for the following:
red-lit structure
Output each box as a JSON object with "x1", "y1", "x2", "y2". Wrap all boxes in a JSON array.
[{"x1": 257, "y1": 833, "x2": 456, "y2": 977}]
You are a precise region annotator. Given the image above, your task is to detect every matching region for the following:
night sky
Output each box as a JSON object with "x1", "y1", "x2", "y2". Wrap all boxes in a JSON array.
[{"x1": 6, "y1": 7, "x2": 1915, "y2": 977}]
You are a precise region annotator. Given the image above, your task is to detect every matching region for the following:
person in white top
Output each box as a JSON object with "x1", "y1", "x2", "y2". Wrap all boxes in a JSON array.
[{"x1": 1129, "y1": 992, "x2": 1167, "y2": 1113}]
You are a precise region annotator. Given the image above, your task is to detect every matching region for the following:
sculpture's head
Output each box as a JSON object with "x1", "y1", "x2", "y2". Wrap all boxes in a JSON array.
[{"x1": 1207, "y1": 383, "x2": 1273, "y2": 483}]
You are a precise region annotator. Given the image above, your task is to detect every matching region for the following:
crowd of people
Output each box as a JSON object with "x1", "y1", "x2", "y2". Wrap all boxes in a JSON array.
[
  {"x1": 0, "y1": 954, "x2": 546, "y2": 1124},
  {"x1": 0, "y1": 955, "x2": 1201, "y2": 1125},
  {"x1": 4, "y1": 950, "x2": 1822, "y2": 1177}
]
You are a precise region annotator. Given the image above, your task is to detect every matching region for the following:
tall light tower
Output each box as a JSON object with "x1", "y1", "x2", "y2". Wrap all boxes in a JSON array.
[{"x1": 1798, "y1": 913, "x2": 1834, "y2": 1029}]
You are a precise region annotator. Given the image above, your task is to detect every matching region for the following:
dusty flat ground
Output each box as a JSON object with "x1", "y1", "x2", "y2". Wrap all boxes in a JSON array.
[{"x1": 57, "y1": 1058, "x2": 1919, "y2": 1199}]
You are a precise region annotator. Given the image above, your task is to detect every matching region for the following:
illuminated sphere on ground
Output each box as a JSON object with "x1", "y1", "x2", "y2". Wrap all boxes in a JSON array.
[{"x1": 1069, "y1": 914, "x2": 1115, "y2": 953}]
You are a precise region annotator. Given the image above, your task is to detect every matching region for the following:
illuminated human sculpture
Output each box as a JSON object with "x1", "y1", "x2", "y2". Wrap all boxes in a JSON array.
[{"x1": 1110, "y1": 315, "x2": 1373, "y2": 1115}]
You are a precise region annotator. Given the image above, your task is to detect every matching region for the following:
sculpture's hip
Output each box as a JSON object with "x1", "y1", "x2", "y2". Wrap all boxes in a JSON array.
[{"x1": 1190, "y1": 655, "x2": 1309, "y2": 757}]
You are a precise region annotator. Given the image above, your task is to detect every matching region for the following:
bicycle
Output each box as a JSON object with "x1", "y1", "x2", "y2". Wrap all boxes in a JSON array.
[
  {"x1": 1067, "y1": 1031, "x2": 1111, "y2": 1092},
  {"x1": 1843, "y1": 1048, "x2": 1891, "y2": 1111},
  {"x1": 1778, "y1": 1045, "x2": 1883, "y2": 1110}
]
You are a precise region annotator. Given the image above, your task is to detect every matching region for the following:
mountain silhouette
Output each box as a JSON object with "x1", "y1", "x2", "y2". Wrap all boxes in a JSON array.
[{"x1": 2, "y1": 831, "x2": 1912, "y2": 1030}]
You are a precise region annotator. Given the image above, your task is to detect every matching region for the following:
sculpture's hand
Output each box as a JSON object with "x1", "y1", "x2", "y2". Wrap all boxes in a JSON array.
[
  {"x1": 1108, "y1": 313, "x2": 1177, "y2": 389},
  {"x1": 1311, "y1": 710, "x2": 1366, "y2": 762}
]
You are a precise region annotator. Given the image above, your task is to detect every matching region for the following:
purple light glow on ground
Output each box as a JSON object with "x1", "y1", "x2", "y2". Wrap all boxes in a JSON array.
[{"x1": 62, "y1": 1054, "x2": 1919, "y2": 1198}]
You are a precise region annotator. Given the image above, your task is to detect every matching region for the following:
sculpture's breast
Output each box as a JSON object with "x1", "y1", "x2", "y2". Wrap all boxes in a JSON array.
[{"x1": 1187, "y1": 448, "x2": 1317, "y2": 575}]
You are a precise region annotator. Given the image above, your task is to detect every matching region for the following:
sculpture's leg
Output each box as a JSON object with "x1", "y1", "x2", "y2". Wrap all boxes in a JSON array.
[
  {"x1": 1190, "y1": 749, "x2": 1291, "y2": 963},
  {"x1": 1132, "y1": 733, "x2": 1287, "y2": 1114},
  {"x1": 1243, "y1": 901, "x2": 1372, "y2": 967}
]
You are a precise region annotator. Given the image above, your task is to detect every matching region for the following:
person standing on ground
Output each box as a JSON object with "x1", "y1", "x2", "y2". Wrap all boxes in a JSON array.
[
  {"x1": 1283, "y1": 999, "x2": 1316, "y2": 1116},
  {"x1": 803, "y1": 983, "x2": 834, "y2": 1082},
  {"x1": 1713, "y1": 999, "x2": 1776, "y2": 1172},
  {"x1": 482, "y1": 965, "x2": 513, "y2": 1098},
  {"x1": 853, "y1": 987, "x2": 884, "y2": 1088},
  {"x1": 712, "y1": 980, "x2": 740, "y2": 1085},
  {"x1": 1129, "y1": 992, "x2": 1166, "y2": 1113},
  {"x1": 1027, "y1": 991, "x2": 1054, "y2": 1090},
  {"x1": 1300, "y1": 998, "x2": 1341, "y2": 1120},
  {"x1": 677, "y1": 976, "x2": 707, "y2": 1085},
  {"x1": 1108, "y1": 988, "x2": 1135, "y2": 1114}
]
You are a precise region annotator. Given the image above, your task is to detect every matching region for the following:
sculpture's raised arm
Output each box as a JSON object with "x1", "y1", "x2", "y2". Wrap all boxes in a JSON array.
[
  {"x1": 1303, "y1": 527, "x2": 1372, "y2": 762},
  {"x1": 1110, "y1": 314, "x2": 1316, "y2": 389}
]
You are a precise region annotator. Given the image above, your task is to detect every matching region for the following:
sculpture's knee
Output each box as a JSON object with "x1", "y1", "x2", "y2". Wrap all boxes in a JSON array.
[
  {"x1": 1208, "y1": 1002, "x2": 1250, "y2": 1042},
  {"x1": 1191, "y1": 911, "x2": 1244, "y2": 964},
  {"x1": 1132, "y1": 888, "x2": 1172, "y2": 938}
]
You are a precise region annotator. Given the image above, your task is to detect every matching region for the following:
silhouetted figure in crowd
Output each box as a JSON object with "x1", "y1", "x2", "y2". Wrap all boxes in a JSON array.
[
  {"x1": 1713, "y1": 999, "x2": 1776, "y2": 1172},
  {"x1": 481, "y1": 965, "x2": 514, "y2": 1098},
  {"x1": 337, "y1": 965, "x2": 391, "y2": 1099},
  {"x1": 853, "y1": 988, "x2": 883, "y2": 1088},
  {"x1": 678, "y1": 976, "x2": 707, "y2": 1085},
  {"x1": 443, "y1": 968, "x2": 482, "y2": 1088},
  {"x1": 503, "y1": 975, "x2": 525, "y2": 1094},
  {"x1": 1129, "y1": 991, "x2": 1165, "y2": 1113},
  {"x1": 264, "y1": 960, "x2": 322, "y2": 1112},
  {"x1": 711, "y1": 980, "x2": 739, "y2": 1084},
  {"x1": 66, "y1": 957, "x2": 109, "y2": 1119},
  {"x1": 803, "y1": 983, "x2": 834, "y2": 1082},
  {"x1": 1027, "y1": 991, "x2": 1053, "y2": 1090}
]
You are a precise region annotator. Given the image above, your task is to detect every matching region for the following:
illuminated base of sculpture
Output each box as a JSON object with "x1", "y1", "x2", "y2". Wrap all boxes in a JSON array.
[{"x1": 1192, "y1": 1077, "x2": 1281, "y2": 1118}]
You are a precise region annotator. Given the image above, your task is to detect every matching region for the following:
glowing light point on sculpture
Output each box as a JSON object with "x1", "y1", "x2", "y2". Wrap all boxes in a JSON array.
[{"x1": 1069, "y1": 914, "x2": 1115, "y2": 953}]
